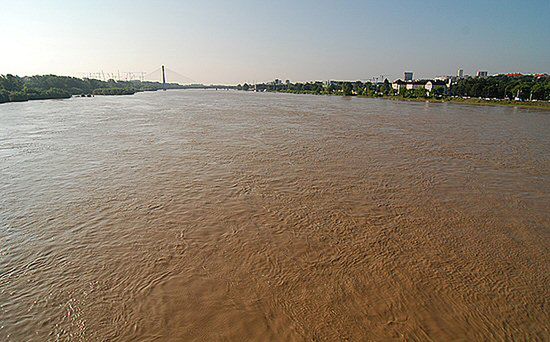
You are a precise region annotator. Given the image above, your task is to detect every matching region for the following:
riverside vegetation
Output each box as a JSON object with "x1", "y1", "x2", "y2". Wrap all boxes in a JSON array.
[
  {"x1": 239, "y1": 74, "x2": 550, "y2": 109},
  {"x1": 0, "y1": 74, "x2": 187, "y2": 104}
]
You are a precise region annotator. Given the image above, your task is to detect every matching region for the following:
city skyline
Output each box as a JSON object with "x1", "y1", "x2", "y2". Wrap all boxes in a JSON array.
[{"x1": 1, "y1": 0, "x2": 549, "y2": 84}]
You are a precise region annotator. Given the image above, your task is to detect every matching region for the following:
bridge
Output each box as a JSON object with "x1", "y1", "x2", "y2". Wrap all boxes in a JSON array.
[
  {"x1": 143, "y1": 66, "x2": 196, "y2": 86},
  {"x1": 81, "y1": 66, "x2": 236, "y2": 90},
  {"x1": 144, "y1": 66, "x2": 236, "y2": 90}
]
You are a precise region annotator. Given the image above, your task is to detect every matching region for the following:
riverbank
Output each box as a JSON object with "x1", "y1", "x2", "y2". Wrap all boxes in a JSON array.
[
  {"x1": 260, "y1": 89, "x2": 550, "y2": 111},
  {"x1": 0, "y1": 74, "x2": 185, "y2": 104},
  {"x1": 379, "y1": 95, "x2": 550, "y2": 110},
  {"x1": 246, "y1": 74, "x2": 550, "y2": 111}
]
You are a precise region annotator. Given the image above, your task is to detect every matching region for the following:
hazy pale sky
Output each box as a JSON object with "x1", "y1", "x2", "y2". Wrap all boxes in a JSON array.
[{"x1": 1, "y1": 0, "x2": 549, "y2": 84}]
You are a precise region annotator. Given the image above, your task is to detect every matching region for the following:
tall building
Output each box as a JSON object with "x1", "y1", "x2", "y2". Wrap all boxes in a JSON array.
[
  {"x1": 457, "y1": 69, "x2": 464, "y2": 78},
  {"x1": 476, "y1": 70, "x2": 488, "y2": 77},
  {"x1": 404, "y1": 72, "x2": 413, "y2": 81}
]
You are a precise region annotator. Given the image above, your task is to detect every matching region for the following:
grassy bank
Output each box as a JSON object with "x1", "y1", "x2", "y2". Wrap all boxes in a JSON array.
[
  {"x1": 379, "y1": 96, "x2": 550, "y2": 110},
  {"x1": 260, "y1": 89, "x2": 550, "y2": 111}
]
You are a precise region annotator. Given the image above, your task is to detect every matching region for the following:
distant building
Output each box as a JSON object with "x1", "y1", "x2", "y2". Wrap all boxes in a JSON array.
[
  {"x1": 457, "y1": 69, "x2": 464, "y2": 78},
  {"x1": 435, "y1": 75, "x2": 451, "y2": 82},
  {"x1": 476, "y1": 70, "x2": 488, "y2": 77},
  {"x1": 392, "y1": 79, "x2": 447, "y2": 94},
  {"x1": 506, "y1": 73, "x2": 547, "y2": 79},
  {"x1": 425, "y1": 80, "x2": 447, "y2": 93},
  {"x1": 392, "y1": 79, "x2": 408, "y2": 92},
  {"x1": 405, "y1": 80, "x2": 428, "y2": 90},
  {"x1": 404, "y1": 72, "x2": 413, "y2": 81}
]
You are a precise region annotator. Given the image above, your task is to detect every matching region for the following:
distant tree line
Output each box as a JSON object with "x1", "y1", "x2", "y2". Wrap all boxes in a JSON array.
[
  {"x1": 0, "y1": 74, "x2": 186, "y2": 104},
  {"x1": 237, "y1": 79, "x2": 394, "y2": 97},
  {"x1": 238, "y1": 75, "x2": 550, "y2": 101},
  {"x1": 450, "y1": 75, "x2": 549, "y2": 100}
]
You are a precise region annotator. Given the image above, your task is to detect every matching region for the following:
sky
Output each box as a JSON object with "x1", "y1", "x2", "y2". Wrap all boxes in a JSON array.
[{"x1": 0, "y1": 0, "x2": 549, "y2": 84}]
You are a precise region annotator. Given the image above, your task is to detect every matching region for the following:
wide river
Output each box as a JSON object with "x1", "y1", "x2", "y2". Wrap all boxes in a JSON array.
[{"x1": 1, "y1": 90, "x2": 549, "y2": 340}]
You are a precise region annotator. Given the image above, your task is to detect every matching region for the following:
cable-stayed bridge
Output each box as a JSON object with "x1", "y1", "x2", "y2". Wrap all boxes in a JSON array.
[
  {"x1": 143, "y1": 66, "x2": 196, "y2": 85},
  {"x1": 79, "y1": 66, "x2": 196, "y2": 85},
  {"x1": 78, "y1": 66, "x2": 236, "y2": 90}
]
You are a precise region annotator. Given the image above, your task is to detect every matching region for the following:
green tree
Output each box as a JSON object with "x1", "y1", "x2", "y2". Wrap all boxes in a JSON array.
[
  {"x1": 0, "y1": 74, "x2": 23, "y2": 92},
  {"x1": 414, "y1": 87, "x2": 427, "y2": 98},
  {"x1": 0, "y1": 89, "x2": 9, "y2": 103},
  {"x1": 512, "y1": 83, "x2": 531, "y2": 100},
  {"x1": 342, "y1": 82, "x2": 353, "y2": 96},
  {"x1": 9, "y1": 91, "x2": 29, "y2": 102},
  {"x1": 380, "y1": 79, "x2": 392, "y2": 95},
  {"x1": 324, "y1": 83, "x2": 336, "y2": 94}
]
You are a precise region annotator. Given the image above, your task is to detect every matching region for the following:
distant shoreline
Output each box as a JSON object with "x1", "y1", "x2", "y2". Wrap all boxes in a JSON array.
[
  {"x1": 238, "y1": 74, "x2": 550, "y2": 111},
  {"x1": 254, "y1": 90, "x2": 550, "y2": 111},
  {"x1": 371, "y1": 95, "x2": 550, "y2": 111},
  {"x1": 3, "y1": 88, "x2": 549, "y2": 111},
  {"x1": 0, "y1": 73, "x2": 199, "y2": 105}
]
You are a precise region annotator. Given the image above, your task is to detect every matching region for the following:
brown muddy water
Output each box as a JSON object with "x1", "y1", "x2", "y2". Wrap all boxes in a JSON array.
[{"x1": 1, "y1": 90, "x2": 549, "y2": 340}]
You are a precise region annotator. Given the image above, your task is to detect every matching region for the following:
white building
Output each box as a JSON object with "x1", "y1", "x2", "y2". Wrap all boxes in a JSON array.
[
  {"x1": 425, "y1": 80, "x2": 447, "y2": 92},
  {"x1": 392, "y1": 79, "x2": 447, "y2": 93},
  {"x1": 392, "y1": 79, "x2": 407, "y2": 92}
]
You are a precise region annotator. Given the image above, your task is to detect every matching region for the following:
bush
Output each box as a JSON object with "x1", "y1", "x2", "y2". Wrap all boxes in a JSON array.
[
  {"x1": 0, "y1": 89, "x2": 9, "y2": 103},
  {"x1": 9, "y1": 91, "x2": 29, "y2": 102},
  {"x1": 25, "y1": 87, "x2": 71, "y2": 100},
  {"x1": 69, "y1": 87, "x2": 84, "y2": 95},
  {"x1": 43, "y1": 88, "x2": 71, "y2": 99},
  {"x1": 92, "y1": 87, "x2": 135, "y2": 95}
]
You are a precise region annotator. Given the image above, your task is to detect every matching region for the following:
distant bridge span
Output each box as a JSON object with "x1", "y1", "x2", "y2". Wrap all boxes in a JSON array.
[
  {"x1": 143, "y1": 66, "x2": 236, "y2": 89},
  {"x1": 177, "y1": 84, "x2": 237, "y2": 90},
  {"x1": 144, "y1": 66, "x2": 195, "y2": 85},
  {"x1": 81, "y1": 66, "x2": 235, "y2": 88}
]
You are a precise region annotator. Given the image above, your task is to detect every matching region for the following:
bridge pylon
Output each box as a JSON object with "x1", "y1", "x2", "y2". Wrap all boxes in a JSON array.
[{"x1": 162, "y1": 65, "x2": 166, "y2": 91}]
